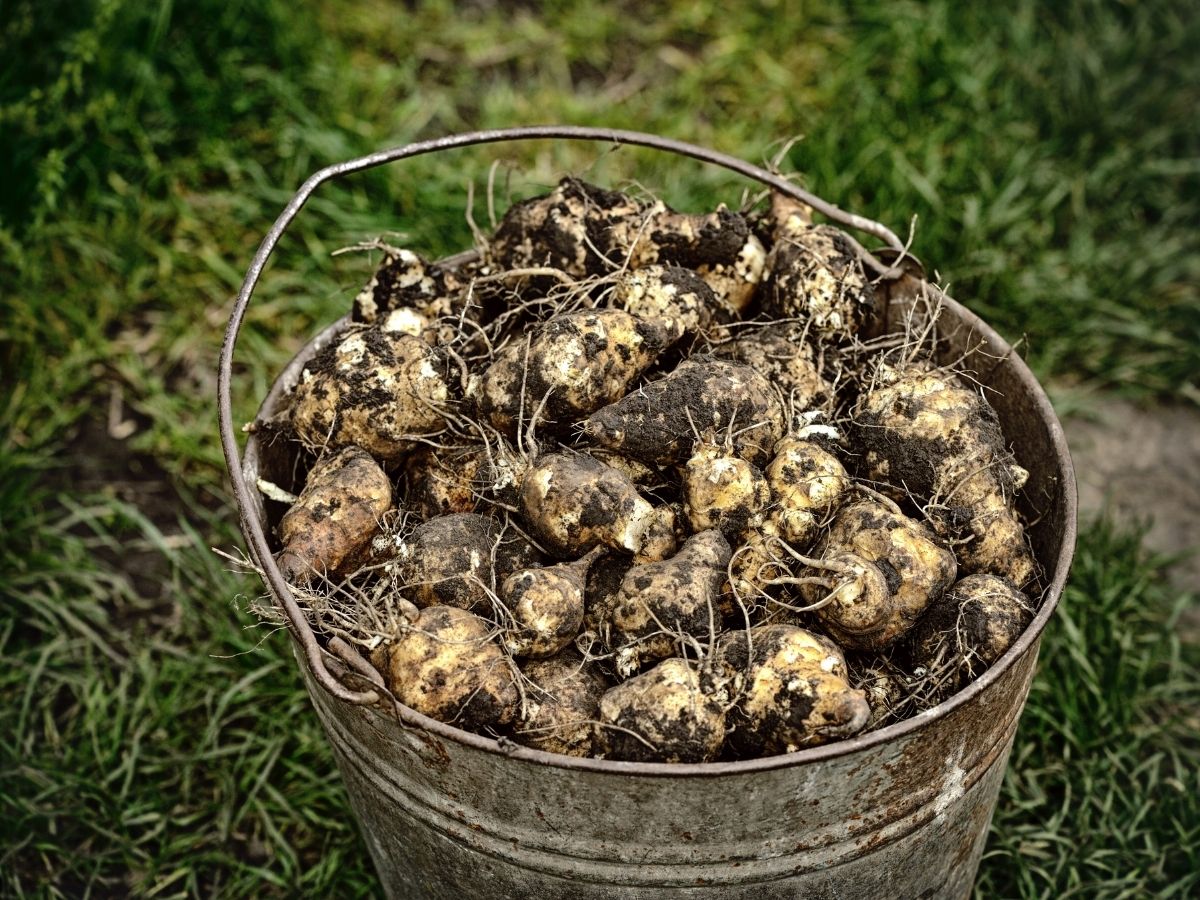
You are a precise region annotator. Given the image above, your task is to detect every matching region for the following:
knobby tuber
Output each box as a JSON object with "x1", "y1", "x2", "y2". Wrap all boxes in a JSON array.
[
  {"x1": 374, "y1": 605, "x2": 518, "y2": 730},
  {"x1": 855, "y1": 359, "x2": 1036, "y2": 587},
  {"x1": 404, "y1": 445, "x2": 484, "y2": 519},
  {"x1": 353, "y1": 247, "x2": 464, "y2": 326},
  {"x1": 905, "y1": 573, "x2": 1032, "y2": 694},
  {"x1": 612, "y1": 264, "x2": 719, "y2": 342},
  {"x1": 290, "y1": 325, "x2": 450, "y2": 463},
  {"x1": 502, "y1": 550, "x2": 599, "y2": 658},
  {"x1": 595, "y1": 658, "x2": 726, "y2": 763},
  {"x1": 490, "y1": 178, "x2": 764, "y2": 312},
  {"x1": 605, "y1": 529, "x2": 733, "y2": 676},
  {"x1": 519, "y1": 649, "x2": 609, "y2": 756},
  {"x1": 519, "y1": 452, "x2": 670, "y2": 559},
  {"x1": 276, "y1": 446, "x2": 392, "y2": 584},
  {"x1": 760, "y1": 194, "x2": 879, "y2": 341},
  {"x1": 469, "y1": 309, "x2": 672, "y2": 434},
  {"x1": 764, "y1": 438, "x2": 849, "y2": 547},
  {"x1": 681, "y1": 442, "x2": 770, "y2": 539},
  {"x1": 396, "y1": 513, "x2": 495, "y2": 610},
  {"x1": 720, "y1": 625, "x2": 869, "y2": 754},
  {"x1": 803, "y1": 500, "x2": 957, "y2": 650},
  {"x1": 713, "y1": 322, "x2": 832, "y2": 411},
  {"x1": 584, "y1": 357, "x2": 785, "y2": 466}
]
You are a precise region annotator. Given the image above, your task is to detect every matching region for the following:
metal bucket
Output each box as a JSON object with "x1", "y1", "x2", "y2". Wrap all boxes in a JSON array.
[{"x1": 219, "y1": 128, "x2": 1077, "y2": 899}]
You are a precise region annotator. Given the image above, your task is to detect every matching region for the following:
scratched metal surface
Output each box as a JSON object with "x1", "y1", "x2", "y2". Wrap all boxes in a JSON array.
[{"x1": 301, "y1": 639, "x2": 1032, "y2": 899}]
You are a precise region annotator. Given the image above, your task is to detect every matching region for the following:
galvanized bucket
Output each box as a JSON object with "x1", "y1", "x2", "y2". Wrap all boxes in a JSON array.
[{"x1": 219, "y1": 127, "x2": 1077, "y2": 899}]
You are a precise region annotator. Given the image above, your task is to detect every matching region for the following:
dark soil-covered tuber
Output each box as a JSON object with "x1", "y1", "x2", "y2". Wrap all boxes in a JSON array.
[
  {"x1": 397, "y1": 512, "x2": 495, "y2": 610},
  {"x1": 604, "y1": 529, "x2": 732, "y2": 676},
  {"x1": 276, "y1": 446, "x2": 393, "y2": 584},
  {"x1": 905, "y1": 573, "x2": 1032, "y2": 693},
  {"x1": 595, "y1": 658, "x2": 726, "y2": 763},
  {"x1": 584, "y1": 357, "x2": 785, "y2": 466},
  {"x1": 290, "y1": 325, "x2": 451, "y2": 464},
  {"x1": 375, "y1": 605, "x2": 518, "y2": 730},
  {"x1": 517, "y1": 649, "x2": 609, "y2": 757}
]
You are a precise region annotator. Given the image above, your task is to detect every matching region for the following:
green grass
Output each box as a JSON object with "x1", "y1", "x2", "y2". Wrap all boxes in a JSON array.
[
  {"x1": 1, "y1": 0, "x2": 1198, "y2": 895},
  {"x1": 978, "y1": 520, "x2": 1199, "y2": 897},
  {"x1": 0, "y1": 453, "x2": 376, "y2": 896}
]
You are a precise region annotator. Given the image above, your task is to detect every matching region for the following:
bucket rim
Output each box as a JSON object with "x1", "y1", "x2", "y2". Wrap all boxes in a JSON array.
[{"x1": 221, "y1": 126, "x2": 1078, "y2": 776}]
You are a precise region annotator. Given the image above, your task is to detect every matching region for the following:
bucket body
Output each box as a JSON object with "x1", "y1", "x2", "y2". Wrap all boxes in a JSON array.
[
  {"x1": 299, "y1": 637, "x2": 1033, "y2": 899},
  {"x1": 240, "y1": 279, "x2": 1075, "y2": 900}
]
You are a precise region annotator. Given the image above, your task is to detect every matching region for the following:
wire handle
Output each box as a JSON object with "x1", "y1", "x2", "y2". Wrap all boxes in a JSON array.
[{"x1": 217, "y1": 126, "x2": 905, "y2": 705}]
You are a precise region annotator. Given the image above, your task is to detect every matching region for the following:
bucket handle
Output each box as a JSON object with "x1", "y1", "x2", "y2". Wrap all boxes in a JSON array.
[{"x1": 217, "y1": 125, "x2": 906, "y2": 705}]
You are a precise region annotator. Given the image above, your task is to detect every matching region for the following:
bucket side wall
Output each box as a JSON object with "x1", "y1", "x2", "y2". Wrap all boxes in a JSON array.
[{"x1": 302, "y1": 638, "x2": 1037, "y2": 898}]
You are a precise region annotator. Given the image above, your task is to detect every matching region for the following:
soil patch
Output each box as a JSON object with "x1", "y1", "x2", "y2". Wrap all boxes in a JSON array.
[
  {"x1": 57, "y1": 415, "x2": 188, "y2": 606},
  {"x1": 1063, "y1": 397, "x2": 1200, "y2": 637}
]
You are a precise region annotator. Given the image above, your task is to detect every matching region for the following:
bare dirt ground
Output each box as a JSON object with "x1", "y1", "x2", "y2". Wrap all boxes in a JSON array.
[{"x1": 1063, "y1": 397, "x2": 1200, "y2": 631}]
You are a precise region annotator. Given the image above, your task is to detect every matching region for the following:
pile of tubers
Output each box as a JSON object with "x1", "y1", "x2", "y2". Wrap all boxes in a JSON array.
[{"x1": 258, "y1": 177, "x2": 1039, "y2": 763}]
